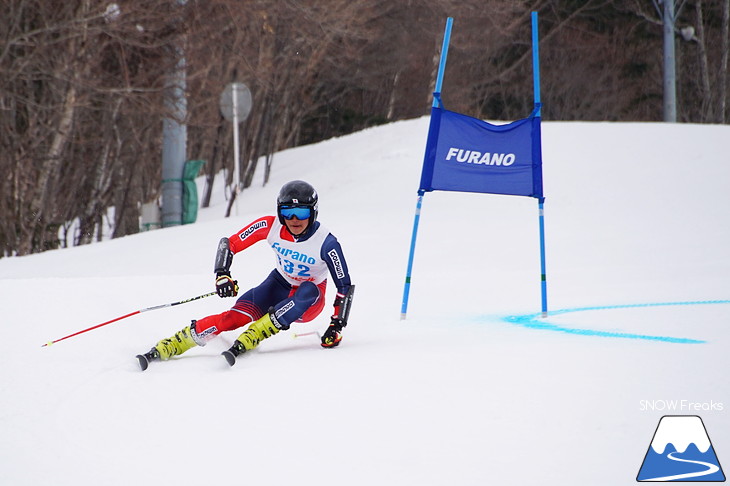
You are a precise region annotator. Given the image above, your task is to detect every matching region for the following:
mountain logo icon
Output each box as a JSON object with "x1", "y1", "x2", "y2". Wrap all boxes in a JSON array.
[{"x1": 637, "y1": 415, "x2": 725, "y2": 482}]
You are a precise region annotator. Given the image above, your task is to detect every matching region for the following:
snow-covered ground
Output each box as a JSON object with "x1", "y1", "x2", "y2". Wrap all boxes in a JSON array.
[{"x1": 1, "y1": 117, "x2": 728, "y2": 485}]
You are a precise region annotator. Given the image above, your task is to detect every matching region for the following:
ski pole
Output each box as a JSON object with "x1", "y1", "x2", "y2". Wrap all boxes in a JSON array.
[
  {"x1": 291, "y1": 330, "x2": 321, "y2": 340},
  {"x1": 42, "y1": 291, "x2": 217, "y2": 347}
]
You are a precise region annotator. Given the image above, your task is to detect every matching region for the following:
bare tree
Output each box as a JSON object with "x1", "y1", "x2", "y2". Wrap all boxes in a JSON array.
[
  {"x1": 2, "y1": 0, "x2": 728, "y2": 257},
  {"x1": 0, "y1": 0, "x2": 183, "y2": 255}
]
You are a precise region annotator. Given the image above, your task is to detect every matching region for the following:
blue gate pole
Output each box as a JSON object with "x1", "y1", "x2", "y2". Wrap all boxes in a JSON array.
[
  {"x1": 432, "y1": 17, "x2": 453, "y2": 108},
  {"x1": 401, "y1": 17, "x2": 453, "y2": 320},
  {"x1": 533, "y1": 12, "x2": 548, "y2": 317},
  {"x1": 538, "y1": 199, "x2": 548, "y2": 317},
  {"x1": 532, "y1": 12, "x2": 542, "y2": 117},
  {"x1": 401, "y1": 191, "x2": 425, "y2": 319}
]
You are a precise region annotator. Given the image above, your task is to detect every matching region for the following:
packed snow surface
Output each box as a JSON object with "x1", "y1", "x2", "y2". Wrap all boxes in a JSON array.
[{"x1": 1, "y1": 117, "x2": 729, "y2": 485}]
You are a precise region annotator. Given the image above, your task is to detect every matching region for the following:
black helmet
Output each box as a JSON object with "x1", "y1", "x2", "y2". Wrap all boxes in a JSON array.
[{"x1": 277, "y1": 180, "x2": 318, "y2": 228}]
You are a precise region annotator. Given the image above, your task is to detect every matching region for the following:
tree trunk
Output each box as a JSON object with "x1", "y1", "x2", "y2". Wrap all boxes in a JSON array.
[
  {"x1": 17, "y1": 81, "x2": 77, "y2": 255},
  {"x1": 695, "y1": 1, "x2": 714, "y2": 122}
]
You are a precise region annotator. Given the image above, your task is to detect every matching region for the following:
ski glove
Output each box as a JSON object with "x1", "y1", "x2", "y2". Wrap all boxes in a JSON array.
[
  {"x1": 321, "y1": 318, "x2": 344, "y2": 348},
  {"x1": 215, "y1": 274, "x2": 239, "y2": 298}
]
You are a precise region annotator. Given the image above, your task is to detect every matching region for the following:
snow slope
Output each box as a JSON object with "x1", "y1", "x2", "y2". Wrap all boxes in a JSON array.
[{"x1": 1, "y1": 117, "x2": 729, "y2": 486}]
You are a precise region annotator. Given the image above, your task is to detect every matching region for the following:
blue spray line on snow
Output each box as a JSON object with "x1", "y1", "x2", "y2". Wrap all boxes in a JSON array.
[{"x1": 501, "y1": 300, "x2": 730, "y2": 344}]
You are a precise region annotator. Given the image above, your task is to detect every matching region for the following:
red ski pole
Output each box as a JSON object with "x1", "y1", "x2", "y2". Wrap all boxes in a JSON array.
[{"x1": 42, "y1": 291, "x2": 217, "y2": 347}]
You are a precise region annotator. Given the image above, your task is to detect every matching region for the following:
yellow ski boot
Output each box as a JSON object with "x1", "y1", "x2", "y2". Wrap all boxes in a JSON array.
[
  {"x1": 155, "y1": 324, "x2": 199, "y2": 360},
  {"x1": 222, "y1": 312, "x2": 282, "y2": 366},
  {"x1": 137, "y1": 322, "x2": 202, "y2": 371}
]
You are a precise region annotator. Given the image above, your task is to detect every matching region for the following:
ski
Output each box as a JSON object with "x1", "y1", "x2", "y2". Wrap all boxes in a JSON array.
[
  {"x1": 136, "y1": 349, "x2": 158, "y2": 371},
  {"x1": 136, "y1": 354, "x2": 150, "y2": 371},
  {"x1": 221, "y1": 349, "x2": 237, "y2": 366},
  {"x1": 136, "y1": 347, "x2": 242, "y2": 370},
  {"x1": 221, "y1": 341, "x2": 246, "y2": 367}
]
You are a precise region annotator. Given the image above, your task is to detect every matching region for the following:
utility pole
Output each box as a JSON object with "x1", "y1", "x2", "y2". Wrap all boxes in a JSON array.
[
  {"x1": 653, "y1": 0, "x2": 687, "y2": 122},
  {"x1": 161, "y1": 51, "x2": 187, "y2": 227},
  {"x1": 161, "y1": 0, "x2": 187, "y2": 227},
  {"x1": 661, "y1": 0, "x2": 678, "y2": 122}
]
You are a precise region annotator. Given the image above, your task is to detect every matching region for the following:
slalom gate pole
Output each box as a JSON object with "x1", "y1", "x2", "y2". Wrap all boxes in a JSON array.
[
  {"x1": 400, "y1": 17, "x2": 453, "y2": 320},
  {"x1": 532, "y1": 12, "x2": 541, "y2": 116},
  {"x1": 532, "y1": 12, "x2": 548, "y2": 317},
  {"x1": 431, "y1": 17, "x2": 453, "y2": 109},
  {"x1": 538, "y1": 199, "x2": 548, "y2": 317},
  {"x1": 401, "y1": 192, "x2": 425, "y2": 319},
  {"x1": 42, "y1": 291, "x2": 217, "y2": 347}
]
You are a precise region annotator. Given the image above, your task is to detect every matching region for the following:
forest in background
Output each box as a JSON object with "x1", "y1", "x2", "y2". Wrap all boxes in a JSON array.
[{"x1": 1, "y1": 0, "x2": 729, "y2": 256}]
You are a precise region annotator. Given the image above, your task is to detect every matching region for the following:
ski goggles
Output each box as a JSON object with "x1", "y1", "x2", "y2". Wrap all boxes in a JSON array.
[{"x1": 279, "y1": 206, "x2": 311, "y2": 220}]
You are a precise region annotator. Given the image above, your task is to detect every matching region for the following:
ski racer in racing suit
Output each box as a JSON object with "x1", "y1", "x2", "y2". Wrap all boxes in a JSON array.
[{"x1": 137, "y1": 180, "x2": 354, "y2": 369}]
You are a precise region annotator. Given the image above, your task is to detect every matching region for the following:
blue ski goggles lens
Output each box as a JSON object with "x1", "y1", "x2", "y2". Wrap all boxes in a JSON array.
[{"x1": 279, "y1": 206, "x2": 311, "y2": 220}]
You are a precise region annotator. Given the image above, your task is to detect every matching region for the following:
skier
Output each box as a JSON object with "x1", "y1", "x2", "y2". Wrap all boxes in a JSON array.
[{"x1": 137, "y1": 180, "x2": 354, "y2": 370}]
